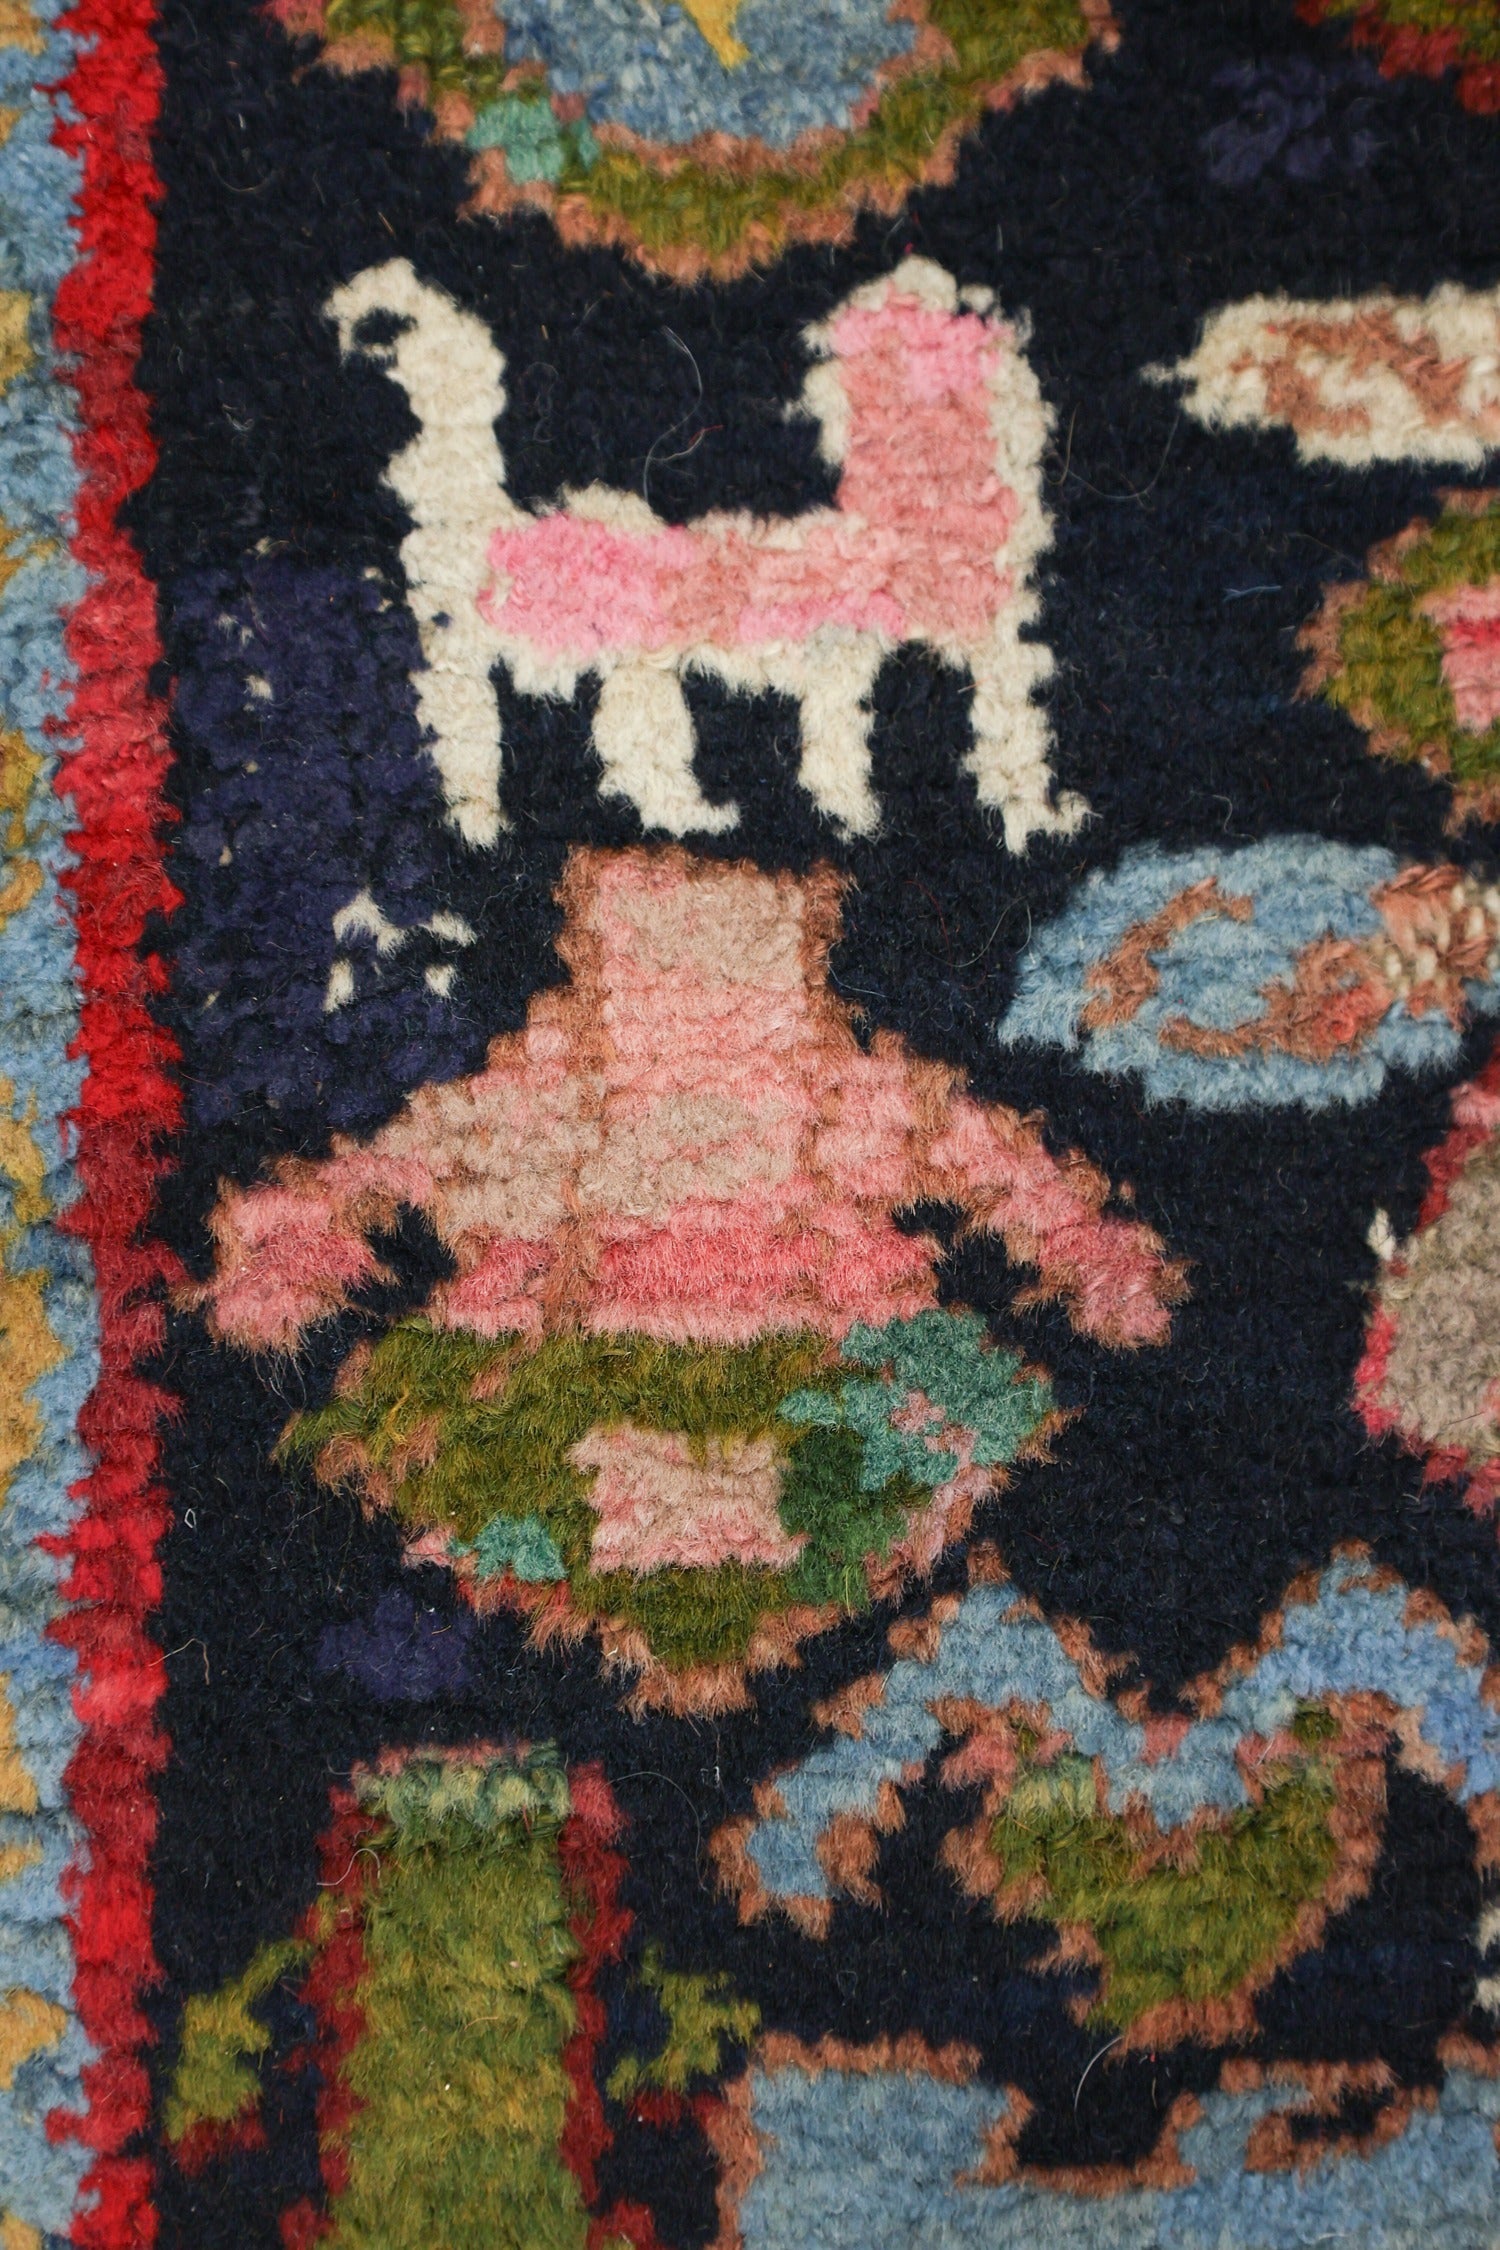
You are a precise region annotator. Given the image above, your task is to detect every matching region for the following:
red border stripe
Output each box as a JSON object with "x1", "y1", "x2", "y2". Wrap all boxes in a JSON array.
[{"x1": 48, "y1": 0, "x2": 179, "y2": 2240}]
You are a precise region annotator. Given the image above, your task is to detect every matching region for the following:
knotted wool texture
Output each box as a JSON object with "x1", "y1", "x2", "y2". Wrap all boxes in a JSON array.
[{"x1": 6, "y1": 0, "x2": 1500, "y2": 2243}]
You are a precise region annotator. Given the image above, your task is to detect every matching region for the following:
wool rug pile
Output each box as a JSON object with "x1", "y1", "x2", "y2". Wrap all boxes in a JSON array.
[{"x1": 5, "y1": 0, "x2": 1500, "y2": 2242}]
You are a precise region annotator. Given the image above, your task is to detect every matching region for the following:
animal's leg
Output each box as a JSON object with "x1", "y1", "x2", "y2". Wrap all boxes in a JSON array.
[
  {"x1": 591, "y1": 659, "x2": 738, "y2": 835},
  {"x1": 764, "y1": 631, "x2": 882, "y2": 836},
  {"x1": 962, "y1": 640, "x2": 1088, "y2": 855},
  {"x1": 405, "y1": 613, "x2": 507, "y2": 848}
]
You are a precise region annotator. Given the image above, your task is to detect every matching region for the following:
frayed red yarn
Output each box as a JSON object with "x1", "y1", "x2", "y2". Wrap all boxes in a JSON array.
[
  {"x1": 628, "y1": 2089, "x2": 689, "y2": 2129},
  {"x1": 590, "y1": 2203, "x2": 665, "y2": 2250},
  {"x1": 1413, "y1": 1042, "x2": 1500, "y2": 1233},
  {"x1": 279, "y1": 1790, "x2": 374, "y2": 2247},
  {"x1": 557, "y1": 1771, "x2": 672, "y2": 2250},
  {"x1": 170, "y1": 2110, "x2": 270, "y2": 2180},
  {"x1": 277, "y1": 2200, "x2": 327, "y2": 2250},
  {"x1": 558, "y1": 1764, "x2": 632, "y2": 2213},
  {"x1": 1297, "y1": 0, "x2": 1500, "y2": 110},
  {"x1": 43, "y1": 0, "x2": 181, "y2": 2240},
  {"x1": 1458, "y1": 59, "x2": 1500, "y2": 111}
]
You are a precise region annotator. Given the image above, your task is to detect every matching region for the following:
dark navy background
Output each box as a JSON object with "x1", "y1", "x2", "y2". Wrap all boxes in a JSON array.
[{"x1": 133, "y1": 1, "x2": 1500, "y2": 2238}]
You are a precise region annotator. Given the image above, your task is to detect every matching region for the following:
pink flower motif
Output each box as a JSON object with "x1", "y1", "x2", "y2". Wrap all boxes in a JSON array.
[
  {"x1": 569, "y1": 1424, "x2": 806, "y2": 1574},
  {"x1": 199, "y1": 846, "x2": 1182, "y2": 1360},
  {"x1": 1423, "y1": 580, "x2": 1500, "y2": 733}
]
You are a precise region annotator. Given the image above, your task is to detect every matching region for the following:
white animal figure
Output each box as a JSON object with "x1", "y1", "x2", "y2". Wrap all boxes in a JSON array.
[{"x1": 326, "y1": 256, "x2": 1086, "y2": 853}]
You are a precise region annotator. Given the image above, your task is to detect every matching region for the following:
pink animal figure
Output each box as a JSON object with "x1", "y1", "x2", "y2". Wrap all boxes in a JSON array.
[
  {"x1": 199, "y1": 846, "x2": 1179, "y2": 1360},
  {"x1": 326, "y1": 257, "x2": 1085, "y2": 854}
]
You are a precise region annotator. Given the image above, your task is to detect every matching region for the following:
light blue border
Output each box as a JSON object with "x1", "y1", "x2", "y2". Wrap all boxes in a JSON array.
[{"x1": 0, "y1": 3, "x2": 99, "y2": 2237}]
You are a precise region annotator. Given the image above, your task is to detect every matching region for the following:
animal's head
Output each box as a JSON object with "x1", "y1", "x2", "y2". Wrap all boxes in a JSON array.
[
  {"x1": 326, "y1": 256, "x2": 509, "y2": 431},
  {"x1": 796, "y1": 255, "x2": 1013, "y2": 467}
]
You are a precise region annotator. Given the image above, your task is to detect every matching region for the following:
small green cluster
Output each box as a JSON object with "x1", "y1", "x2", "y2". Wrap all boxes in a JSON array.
[
  {"x1": 325, "y1": 0, "x2": 512, "y2": 105},
  {"x1": 986, "y1": 1731, "x2": 1342, "y2": 2034},
  {"x1": 606, "y1": 1946, "x2": 760, "y2": 2102},
  {"x1": 287, "y1": 1315, "x2": 1052, "y2": 1668},
  {"x1": 781, "y1": 1310, "x2": 1053, "y2": 1490},
  {"x1": 353, "y1": 1742, "x2": 572, "y2": 1839},
  {"x1": 1314, "y1": 497, "x2": 1500, "y2": 794},
  {"x1": 164, "y1": 1937, "x2": 309, "y2": 2150},
  {"x1": 466, "y1": 91, "x2": 598, "y2": 183}
]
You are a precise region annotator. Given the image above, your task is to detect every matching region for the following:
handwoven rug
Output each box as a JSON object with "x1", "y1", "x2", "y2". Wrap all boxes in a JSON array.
[{"x1": 7, "y1": 0, "x2": 1500, "y2": 2242}]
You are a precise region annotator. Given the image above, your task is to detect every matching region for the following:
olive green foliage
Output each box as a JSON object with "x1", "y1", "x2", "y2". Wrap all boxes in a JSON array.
[
  {"x1": 776, "y1": 1425, "x2": 923, "y2": 1609},
  {"x1": 164, "y1": 1937, "x2": 309, "y2": 2146},
  {"x1": 1319, "y1": 499, "x2": 1500, "y2": 786},
  {"x1": 327, "y1": 1756, "x2": 591, "y2": 2250},
  {"x1": 287, "y1": 1324, "x2": 829, "y2": 1543},
  {"x1": 988, "y1": 1745, "x2": 1342, "y2": 2032},
  {"x1": 606, "y1": 1947, "x2": 760, "y2": 2102},
  {"x1": 286, "y1": 1323, "x2": 961, "y2": 1666},
  {"x1": 325, "y1": 0, "x2": 513, "y2": 104},
  {"x1": 317, "y1": 0, "x2": 1093, "y2": 270}
]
